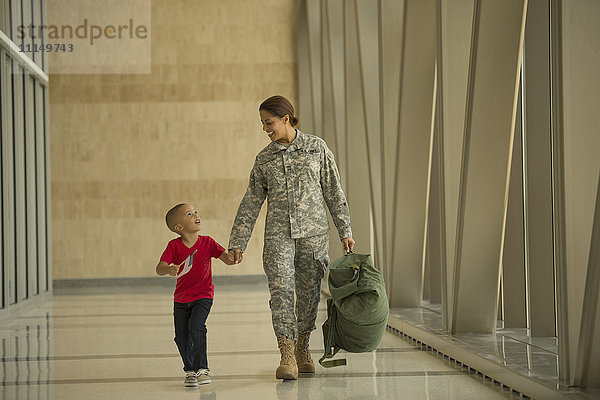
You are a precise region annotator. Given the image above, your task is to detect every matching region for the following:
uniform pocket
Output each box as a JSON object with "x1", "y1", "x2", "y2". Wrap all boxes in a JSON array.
[
  {"x1": 296, "y1": 152, "x2": 320, "y2": 182},
  {"x1": 312, "y1": 240, "x2": 330, "y2": 279}
]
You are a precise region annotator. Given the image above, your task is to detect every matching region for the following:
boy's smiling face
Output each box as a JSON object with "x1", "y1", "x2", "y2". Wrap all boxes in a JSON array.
[{"x1": 174, "y1": 204, "x2": 201, "y2": 233}]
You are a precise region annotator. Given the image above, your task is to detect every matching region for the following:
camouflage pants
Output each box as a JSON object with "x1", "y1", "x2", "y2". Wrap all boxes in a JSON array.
[{"x1": 262, "y1": 234, "x2": 330, "y2": 341}]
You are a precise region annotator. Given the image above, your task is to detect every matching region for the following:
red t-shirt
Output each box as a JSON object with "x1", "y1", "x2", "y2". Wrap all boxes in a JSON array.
[{"x1": 160, "y1": 235, "x2": 225, "y2": 303}]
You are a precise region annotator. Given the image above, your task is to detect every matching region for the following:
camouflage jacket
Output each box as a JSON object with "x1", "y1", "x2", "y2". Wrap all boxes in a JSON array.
[{"x1": 228, "y1": 130, "x2": 352, "y2": 251}]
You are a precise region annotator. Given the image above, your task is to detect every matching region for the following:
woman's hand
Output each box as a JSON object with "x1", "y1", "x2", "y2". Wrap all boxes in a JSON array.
[
  {"x1": 341, "y1": 238, "x2": 355, "y2": 253},
  {"x1": 230, "y1": 248, "x2": 244, "y2": 264}
]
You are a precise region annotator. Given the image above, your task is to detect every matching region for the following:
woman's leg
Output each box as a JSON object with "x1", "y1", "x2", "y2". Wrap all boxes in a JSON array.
[
  {"x1": 189, "y1": 298, "x2": 213, "y2": 370},
  {"x1": 263, "y1": 238, "x2": 297, "y2": 340},
  {"x1": 173, "y1": 302, "x2": 194, "y2": 372},
  {"x1": 294, "y1": 233, "x2": 329, "y2": 334}
]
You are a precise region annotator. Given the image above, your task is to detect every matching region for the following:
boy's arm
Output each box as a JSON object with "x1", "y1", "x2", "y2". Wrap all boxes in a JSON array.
[
  {"x1": 156, "y1": 261, "x2": 179, "y2": 276},
  {"x1": 218, "y1": 251, "x2": 236, "y2": 266}
]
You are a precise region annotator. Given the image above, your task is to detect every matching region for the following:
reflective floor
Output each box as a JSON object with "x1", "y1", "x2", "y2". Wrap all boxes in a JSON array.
[
  {"x1": 391, "y1": 305, "x2": 562, "y2": 381},
  {"x1": 390, "y1": 306, "x2": 599, "y2": 400},
  {"x1": 1, "y1": 283, "x2": 524, "y2": 400}
]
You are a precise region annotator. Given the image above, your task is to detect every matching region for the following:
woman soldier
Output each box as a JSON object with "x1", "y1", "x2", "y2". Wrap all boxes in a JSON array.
[{"x1": 228, "y1": 95, "x2": 355, "y2": 380}]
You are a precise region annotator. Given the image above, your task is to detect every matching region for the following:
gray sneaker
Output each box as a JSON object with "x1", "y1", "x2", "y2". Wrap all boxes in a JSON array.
[
  {"x1": 184, "y1": 370, "x2": 198, "y2": 387},
  {"x1": 196, "y1": 369, "x2": 212, "y2": 385}
]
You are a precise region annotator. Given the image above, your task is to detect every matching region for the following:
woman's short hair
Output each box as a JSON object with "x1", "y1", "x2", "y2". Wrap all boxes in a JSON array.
[{"x1": 259, "y1": 95, "x2": 299, "y2": 127}]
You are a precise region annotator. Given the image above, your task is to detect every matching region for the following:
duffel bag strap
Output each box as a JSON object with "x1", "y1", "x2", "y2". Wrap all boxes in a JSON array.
[{"x1": 319, "y1": 298, "x2": 347, "y2": 368}]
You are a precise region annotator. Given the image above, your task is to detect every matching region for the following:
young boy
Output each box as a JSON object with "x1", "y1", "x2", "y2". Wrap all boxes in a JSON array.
[{"x1": 156, "y1": 203, "x2": 235, "y2": 387}]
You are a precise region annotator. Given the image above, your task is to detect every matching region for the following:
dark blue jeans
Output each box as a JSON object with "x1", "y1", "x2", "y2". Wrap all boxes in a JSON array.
[{"x1": 173, "y1": 298, "x2": 213, "y2": 372}]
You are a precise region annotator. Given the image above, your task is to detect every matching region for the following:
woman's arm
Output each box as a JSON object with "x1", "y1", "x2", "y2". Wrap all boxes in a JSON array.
[
  {"x1": 320, "y1": 146, "x2": 353, "y2": 240},
  {"x1": 228, "y1": 163, "x2": 268, "y2": 252}
]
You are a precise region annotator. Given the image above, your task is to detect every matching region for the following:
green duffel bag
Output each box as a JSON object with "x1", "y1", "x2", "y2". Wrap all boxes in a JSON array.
[{"x1": 319, "y1": 252, "x2": 389, "y2": 368}]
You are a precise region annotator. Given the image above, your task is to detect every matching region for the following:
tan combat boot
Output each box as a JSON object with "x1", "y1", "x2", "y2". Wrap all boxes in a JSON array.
[
  {"x1": 276, "y1": 335, "x2": 298, "y2": 380},
  {"x1": 295, "y1": 332, "x2": 315, "y2": 373}
]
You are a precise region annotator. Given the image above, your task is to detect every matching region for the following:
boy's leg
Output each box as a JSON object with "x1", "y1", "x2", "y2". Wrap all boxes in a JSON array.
[
  {"x1": 263, "y1": 238, "x2": 297, "y2": 340},
  {"x1": 189, "y1": 298, "x2": 213, "y2": 370},
  {"x1": 294, "y1": 234, "x2": 329, "y2": 334},
  {"x1": 173, "y1": 302, "x2": 194, "y2": 372}
]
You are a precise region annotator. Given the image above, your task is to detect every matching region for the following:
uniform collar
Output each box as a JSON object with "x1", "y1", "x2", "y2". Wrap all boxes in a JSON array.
[{"x1": 268, "y1": 129, "x2": 305, "y2": 153}]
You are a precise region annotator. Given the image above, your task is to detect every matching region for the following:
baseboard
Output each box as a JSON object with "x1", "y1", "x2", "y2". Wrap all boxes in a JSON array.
[{"x1": 53, "y1": 275, "x2": 268, "y2": 293}]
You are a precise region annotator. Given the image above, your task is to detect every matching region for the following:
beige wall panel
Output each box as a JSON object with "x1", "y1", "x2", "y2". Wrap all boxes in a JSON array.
[
  {"x1": 321, "y1": 0, "x2": 345, "y2": 263},
  {"x1": 390, "y1": 0, "x2": 437, "y2": 307},
  {"x1": 524, "y1": 0, "x2": 555, "y2": 337},
  {"x1": 306, "y1": 0, "x2": 323, "y2": 136},
  {"x1": 574, "y1": 175, "x2": 600, "y2": 388},
  {"x1": 325, "y1": 0, "x2": 347, "y2": 184},
  {"x1": 502, "y1": 89, "x2": 526, "y2": 329},
  {"x1": 356, "y1": 0, "x2": 384, "y2": 269},
  {"x1": 440, "y1": 0, "x2": 473, "y2": 326},
  {"x1": 324, "y1": 0, "x2": 348, "y2": 263},
  {"x1": 321, "y1": 2, "x2": 337, "y2": 155},
  {"x1": 344, "y1": 0, "x2": 373, "y2": 257},
  {"x1": 561, "y1": 0, "x2": 600, "y2": 384},
  {"x1": 427, "y1": 123, "x2": 443, "y2": 304},
  {"x1": 50, "y1": 0, "x2": 296, "y2": 279},
  {"x1": 451, "y1": 0, "x2": 526, "y2": 333},
  {"x1": 380, "y1": 0, "x2": 404, "y2": 288},
  {"x1": 297, "y1": 0, "x2": 315, "y2": 135}
]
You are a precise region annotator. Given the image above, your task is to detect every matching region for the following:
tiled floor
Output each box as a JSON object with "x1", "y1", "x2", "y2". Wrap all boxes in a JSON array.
[{"x1": 1, "y1": 283, "x2": 524, "y2": 400}]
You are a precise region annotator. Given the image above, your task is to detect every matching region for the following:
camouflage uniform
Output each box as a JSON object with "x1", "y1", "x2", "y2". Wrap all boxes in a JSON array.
[{"x1": 229, "y1": 130, "x2": 352, "y2": 340}]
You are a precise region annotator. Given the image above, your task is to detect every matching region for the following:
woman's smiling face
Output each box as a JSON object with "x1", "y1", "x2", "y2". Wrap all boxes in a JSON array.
[{"x1": 260, "y1": 110, "x2": 288, "y2": 142}]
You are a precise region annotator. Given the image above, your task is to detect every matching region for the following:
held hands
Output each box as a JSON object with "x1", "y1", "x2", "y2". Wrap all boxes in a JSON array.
[
  {"x1": 230, "y1": 249, "x2": 244, "y2": 264},
  {"x1": 226, "y1": 252, "x2": 235, "y2": 264},
  {"x1": 342, "y1": 237, "x2": 355, "y2": 253},
  {"x1": 219, "y1": 251, "x2": 237, "y2": 266}
]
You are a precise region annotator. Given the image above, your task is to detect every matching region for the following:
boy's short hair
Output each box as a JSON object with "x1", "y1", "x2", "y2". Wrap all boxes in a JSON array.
[{"x1": 166, "y1": 203, "x2": 187, "y2": 232}]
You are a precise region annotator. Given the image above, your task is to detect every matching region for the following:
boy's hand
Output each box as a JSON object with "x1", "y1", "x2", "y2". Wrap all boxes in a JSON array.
[
  {"x1": 168, "y1": 264, "x2": 179, "y2": 276},
  {"x1": 156, "y1": 261, "x2": 180, "y2": 276}
]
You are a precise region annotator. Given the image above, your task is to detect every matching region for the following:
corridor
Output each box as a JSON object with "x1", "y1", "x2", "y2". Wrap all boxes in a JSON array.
[{"x1": 1, "y1": 283, "x2": 521, "y2": 400}]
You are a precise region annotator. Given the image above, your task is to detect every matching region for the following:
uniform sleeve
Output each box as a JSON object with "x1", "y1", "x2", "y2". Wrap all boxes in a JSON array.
[
  {"x1": 228, "y1": 161, "x2": 268, "y2": 252},
  {"x1": 160, "y1": 241, "x2": 175, "y2": 264},
  {"x1": 208, "y1": 237, "x2": 226, "y2": 259},
  {"x1": 320, "y1": 145, "x2": 353, "y2": 240}
]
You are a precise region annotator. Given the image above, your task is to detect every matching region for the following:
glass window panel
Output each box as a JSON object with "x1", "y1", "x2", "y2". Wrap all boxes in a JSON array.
[
  {"x1": 21, "y1": 0, "x2": 32, "y2": 62},
  {"x1": 13, "y1": 66, "x2": 26, "y2": 302},
  {"x1": 10, "y1": 0, "x2": 22, "y2": 48},
  {"x1": 3, "y1": 54, "x2": 15, "y2": 306},
  {"x1": 42, "y1": 84, "x2": 49, "y2": 291},
  {"x1": 30, "y1": 0, "x2": 41, "y2": 66},
  {"x1": 39, "y1": 0, "x2": 45, "y2": 72},
  {"x1": 0, "y1": 49, "x2": 5, "y2": 309},
  {"x1": 1, "y1": 0, "x2": 8, "y2": 35},
  {"x1": 24, "y1": 74, "x2": 37, "y2": 296},
  {"x1": 34, "y1": 81, "x2": 46, "y2": 293}
]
